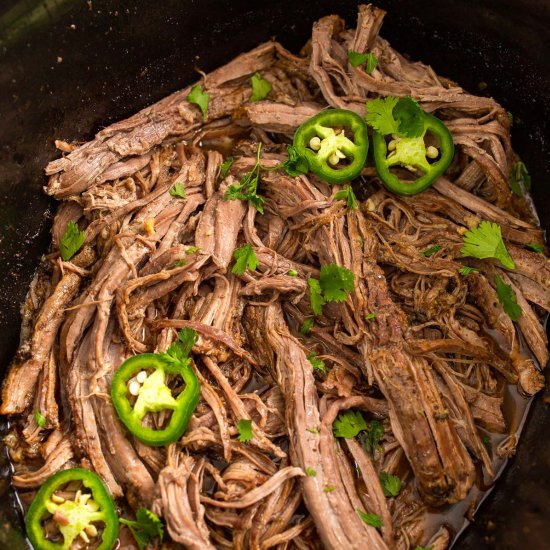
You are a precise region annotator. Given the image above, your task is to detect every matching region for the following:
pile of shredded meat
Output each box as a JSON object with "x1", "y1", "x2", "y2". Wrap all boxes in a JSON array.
[{"x1": 2, "y1": 5, "x2": 549, "y2": 549}]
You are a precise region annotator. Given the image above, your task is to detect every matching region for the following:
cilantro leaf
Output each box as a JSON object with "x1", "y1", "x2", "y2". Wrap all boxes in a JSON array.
[
  {"x1": 176, "y1": 327, "x2": 198, "y2": 357},
  {"x1": 363, "y1": 419, "x2": 384, "y2": 455},
  {"x1": 357, "y1": 510, "x2": 383, "y2": 528},
  {"x1": 308, "y1": 278, "x2": 326, "y2": 316},
  {"x1": 306, "y1": 426, "x2": 319, "y2": 434},
  {"x1": 422, "y1": 244, "x2": 441, "y2": 257},
  {"x1": 307, "y1": 351, "x2": 326, "y2": 376},
  {"x1": 160, "y1": 328, "x2": 197, "y2": 365},
  {"x1": 306, "y1": 467, "x2": 317, "y2": 477},
  {"x1": 231, "y1": 243, "x2": 259, "y2": 276},
  {"x1": 365, "y1": 96, "x2": 400, "y2": 136},
  {"x1": 508, "y1": 161, "x2": 531, "y2": 197},
  {"x1": 174, "y1": 260, "x2": 186, "y2": 267},
  {"x1": 348, "y1": 50, "x2": 369, "y2": 67},
  {"x1": 220, "y1": 157, "x2": 235, "y2": 179},
  {"x1": 249, "y1": 73, "x2": 272, "y2": 102},
  {"x1": 365, "y1": 53, "x2": 378, "y2": 74},
  {"x1": 379, "y1": 471, "x2": 402, "y2": 497},
  {"x1": 287, "y1": 268, "x2": 298, "y2": 277},
  {"x1": 34, "y1": 409, "x2": 46, "y2": 428},
  {"x1": 60, "y1": 221, "x2": 85, "y2": 261},
  {"x1": 237, "y1": 419, "x2": 253, "y2": 442},
  {"x1": 224, "y1": 144, "x2": 266, "y2": 213},
  {"x1": 281, "y1": 145, "x2": 309, "y2": 177},
  {"x1": 187, "y1": 84, "x2": 210, "y2": 120},
  {"x1": 300, "y1": 318, "x2": 314, "y2": 335},
  {"x1": 186, "y1": 246, "x2": 199, "y2": 254},
  {"x1": 334, "y1": 185, "x2": 358, "y2": 209},
  {"x1": 414, "y1": 547, "x2": 432, "y2": 550},
  {"x1": 319, "y1": 264, "x2": 355, "y2": 302},
  {"x1": 527, "y1": 243, "x2": 544, "y2": 253},
  {"x1": 347, "y1": 50, "x2": 378, "y2": 73},
  {"x1": 364, "y1": 312, "x2": 376, "y2": 321},
  {"x1": 120, "y1": 508, "x2": 164, "y2": 550},
  {"x1": 393, "y1": 97, "x2": 424, "y2": 138},
  {"x1": 323, "y1": 485, "x2": 336, "y2": 492},
  {"x1": 460, "y1": 221, "x2": 515, "y2": 269},
  {"x1": 169, "y1": 182, "x2": 186, "y2": 198},
  {"x1": 458, "y1": 266, "x2": 478, "y2": 276},
  {"x1": 365, "y1": 96, "x2": 425, "y2": 138},
  {"x1": 494, "y1": 275, "x2": 522, "y2": 321},
  {"x1": 333, "y1": 410, "x2": 367, "y2": 439}
]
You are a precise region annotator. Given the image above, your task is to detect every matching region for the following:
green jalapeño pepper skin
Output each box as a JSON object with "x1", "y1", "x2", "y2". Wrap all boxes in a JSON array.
[
  {"x1": 26, "y1": 468, "x2": 119, "y2": 550},
  {"x1": 372, "y1": 114, "x2": 454, "y2": 195},
  {"x1": 293, "y1": 109, "x2": 369, "y2": 184},
  {"x1": 111, "y1": 353, "x2": 200, "y2": 446}
]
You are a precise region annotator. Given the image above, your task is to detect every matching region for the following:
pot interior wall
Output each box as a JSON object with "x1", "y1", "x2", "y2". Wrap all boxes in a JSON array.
[{"x1": 0, "y1": 0, "x2": 548, "y2": 548}]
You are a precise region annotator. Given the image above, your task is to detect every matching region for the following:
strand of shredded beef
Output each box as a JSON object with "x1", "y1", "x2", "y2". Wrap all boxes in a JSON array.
[{"x1": 2, "y1": 4, "x2": 548, "y2": 550}]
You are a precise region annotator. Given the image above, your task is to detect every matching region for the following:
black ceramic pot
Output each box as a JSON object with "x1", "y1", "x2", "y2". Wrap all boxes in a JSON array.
[{"x1": 0, "y1": 0, "x2": 548, "y2": 548}]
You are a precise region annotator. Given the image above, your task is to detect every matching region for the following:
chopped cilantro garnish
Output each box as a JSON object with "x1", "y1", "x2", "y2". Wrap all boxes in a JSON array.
[
  {"x1": 379, "y1": 471, "x2": 402, "y2": 497},
  {"x1": 458, "y1": 266, "x2": 479, "y2": 276},
  {"x1": 237, "y1": 419, "x2": 253, "y2": 442},
  {"x1": 300, "y1": 318, "x2": 314, "y2": 335},
  {"x1": 364, "y1": 312, "x2": 376, "y2": 321},
  {"x1": 357, "y1": 510, "x2": 382, "y2": 528},
  {"x1": 306, "y1": 426, "x2": 319, "y2": 434},
  {"x1": 174, "y1": 260, "x2": 186, "y2": 267},
  {"x1": 34, "y1": 409, "x2": 46, "y2": 428},
  {"x1": 422, "y1": 244, "x2": 441, "y2": 257},
  {"x1": 347, "y1": 50, "x2": 378, "y2": 73},
  {"x1": 365, "y1": 96, "x2": 424, "y2": 138},
  {"x1": 307, "y1": 278, "x2": 326, "y2": 316},
  {"x1": 306, "y1": 467, "x2": 317, "y2": 477},
  {"x1": 392, "y1": 97, "x2": 425, "y2": 138},
  {"x1": 319, "y1": 264, "x2": 355, "y2": 302},
  {"x1": 307, "y1": 351, "x2": 326, "y2": 375},
  {"x1": 307, "y1": 264, "x2": 354, "y2": 316},
  {"x1": 220, "y1": 157, "x2": 235, "y2": 179},
  {"x1": 334, "y1": 185, "x2": 358, "y2": 209},
  {"x1": 281, "y1": 145, "x2": 309, "y2": 177},
  {"x1": 365, "y1": 96, "x2": 400, "y2": 136},
  {"x1": 60, "y1": 221, "x2": 85, "y2": 261},
  {"x1": 224, "y1": 144, "x2": 266, "y2": 213},
  {"x1": 494, "y1": 275, "x2": 522, "y2": 321},
  {"x1": 364, "y1": 419, "x2": 384, "y2": 455},
  {"x1": 249, "y1": 73, "x2": 272, "y2": 102},
  {"x1": 231, "y1": 243, "x2": 259, "y2": 276},
  {"x1": 187, "y1": 84, "x2": 209, "y2": 120},
  {"x1": 186, "y1": 246, "x2": 199, "y2": 254},
  {"x1": 120, "y1": 508, "x2": 164, "y2": 550},
  {"x1": 333, "y1": 410, "x2": 367, "y2": 439},
  {"x1": 287, "y1": 268, "x2": 298, "y2": 277},
  {"x1": 161, "y1": 327, "x2": 197, "y2": 365},
  {"x1": 169, "y1": 182, "x2": 186, "y2": 198},
  {"x1": 460, "y1": 221, "x2": 515, "y2": 269},
  {"x1": 323, "y1": 485, "x2": 336, "y2": 492}
]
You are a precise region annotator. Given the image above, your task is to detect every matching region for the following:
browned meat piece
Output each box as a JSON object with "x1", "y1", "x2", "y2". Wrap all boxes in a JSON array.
[
  {"x1": 153, "y1": 455, "x2": 216, "y2": 550},
  {"x1": 1, "y1": 245, "x2": 95, "y2": 415},
  {"x1": 234, "y1": 101, "x2": 322, "y2": 134},
  {"x1": 195, "y1": 179, "x2": 247, "y2": 270},
  {"x1": 4, "y1": 5, "x2": 548, "y2": 549},
  {"x1": 245, "y1": 303, "x2": 390, "y2": 550}
]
